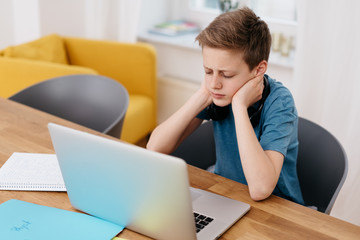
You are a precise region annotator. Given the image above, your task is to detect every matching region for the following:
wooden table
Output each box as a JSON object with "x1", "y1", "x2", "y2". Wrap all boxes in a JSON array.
[{"x1": 1, "y1": 97, "x2": 359, "y2": 240}]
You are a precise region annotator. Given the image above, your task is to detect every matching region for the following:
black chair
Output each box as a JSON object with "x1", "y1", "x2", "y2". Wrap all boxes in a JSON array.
[
  {"x1": 171, "y1": 121, "x2": 216, "y2": 170},
  {"x1": 9, "y1": 74, "x2": 129, "y2": 138},
  {"x1": 297, "y1": 117, "x2": 348, "y2": 214},
  {"x1": 171, "y1": 117, "x2": 348, "y2": 214}
]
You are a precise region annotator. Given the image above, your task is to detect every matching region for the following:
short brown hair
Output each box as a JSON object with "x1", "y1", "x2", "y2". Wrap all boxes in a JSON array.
[{"x1": 196, "y1": 7, "x2": 271, "y2": 70}]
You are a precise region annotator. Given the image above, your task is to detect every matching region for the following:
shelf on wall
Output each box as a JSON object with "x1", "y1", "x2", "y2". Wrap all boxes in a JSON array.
[
  {"x1": 138, "y1": 31, "x2": 201, "y2": 51},
  {"x1": 138, "y1": 31, "x2": 295, "y2": 69}
]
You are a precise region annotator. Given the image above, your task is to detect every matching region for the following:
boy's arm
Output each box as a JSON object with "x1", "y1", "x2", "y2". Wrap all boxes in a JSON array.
[
  {"x1": 146, "y1": 84, "x2": 212, "y2": 154},
  {"x1": 232, "y1": 76, "x2": 284, "y2": 201},
  {"x1": 233, "y1": 105, "x2": 284, "y2": 201}
]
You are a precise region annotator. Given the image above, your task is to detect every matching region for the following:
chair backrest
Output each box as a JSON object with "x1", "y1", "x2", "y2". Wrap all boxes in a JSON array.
[
  {"x1": 297, "y1": 117, "x2": 348, "y2": 214},
  {"x1": 171, "y1": 121, "x2": 216, "y2": 170},
  {"x1": 9, "y1": 74, "x2": 129, "y2": 138}
]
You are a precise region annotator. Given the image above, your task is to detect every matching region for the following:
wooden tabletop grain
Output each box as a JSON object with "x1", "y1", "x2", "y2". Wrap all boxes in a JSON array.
[{"x1": 0, "y1": 97, "x2": 359, "y2": 240}]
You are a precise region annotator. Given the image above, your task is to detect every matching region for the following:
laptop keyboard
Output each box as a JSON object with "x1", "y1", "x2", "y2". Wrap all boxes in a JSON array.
[{"x1": 194, "y1": 212, "x2": 214, "y2": 233}]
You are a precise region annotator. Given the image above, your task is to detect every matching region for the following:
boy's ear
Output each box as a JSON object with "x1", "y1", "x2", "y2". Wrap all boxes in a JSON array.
[{"x1": 254, "y1": 60, "x2": 268, "y2": 77}]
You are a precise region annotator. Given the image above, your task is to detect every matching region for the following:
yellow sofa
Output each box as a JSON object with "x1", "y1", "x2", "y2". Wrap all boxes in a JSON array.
[{"x1": 0, "y1": 34, "x2": 157, "y2": 144}]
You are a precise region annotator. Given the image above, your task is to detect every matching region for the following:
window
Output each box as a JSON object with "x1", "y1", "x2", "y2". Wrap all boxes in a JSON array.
[
  {"x1": 190, "y1": 0, "x2": 220, "y2": 12},
  {"x1": 189, "y1": 0, "x2": 297, "y2": 22}
]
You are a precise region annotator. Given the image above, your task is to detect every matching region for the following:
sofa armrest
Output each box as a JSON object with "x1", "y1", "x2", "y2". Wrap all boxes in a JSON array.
[
  {"x1": 63, "y1": 37, "x2": 157, "y2": 103},
  {"x1": 0, "y1": 57, "x2": 97, "y2": 98}
]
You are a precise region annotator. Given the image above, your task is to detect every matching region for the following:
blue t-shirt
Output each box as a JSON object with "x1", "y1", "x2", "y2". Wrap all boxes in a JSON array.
[{"x1": 197, "y1": 75, "x2": 304, "y2": 205}]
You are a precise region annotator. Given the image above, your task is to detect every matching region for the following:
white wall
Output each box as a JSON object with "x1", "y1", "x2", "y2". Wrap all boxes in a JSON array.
[
  {"x1": 39, "y1": 0, "x2": 87, "y2": 38},
  {"x1": 137, "y1": 0, "x2": 172, "y2": 34},
  {"x1": 0, "y1": 0, "x2": 40, "y2": 48},
  {"x1": 0, "y1": 0, "x2": 14, "y2": 49},
  {"x1": 39, "y1": 0, "x2": 142, "y2": 42},
  {"x1": 0, "y1": 0, "x2": 142, "y2": 48}
]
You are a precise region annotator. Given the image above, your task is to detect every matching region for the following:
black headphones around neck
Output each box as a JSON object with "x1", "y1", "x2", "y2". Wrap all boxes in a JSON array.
[{"x1": 207, "y1": 75, "x2": 270, "y2": 127}]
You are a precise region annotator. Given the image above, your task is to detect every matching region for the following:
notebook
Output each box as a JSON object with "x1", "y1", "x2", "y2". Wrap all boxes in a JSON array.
[
  {"x1": 48, "y1": 123, "x2": 250, "y2": 240},
  {"x1": 0, "y1": 153, "x2": 66, "y2": 191}
]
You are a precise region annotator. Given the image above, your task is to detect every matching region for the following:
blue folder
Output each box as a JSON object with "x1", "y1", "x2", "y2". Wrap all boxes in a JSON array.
[{"x1": 0, "y1": 199, "x2": 124, "y2": 240}]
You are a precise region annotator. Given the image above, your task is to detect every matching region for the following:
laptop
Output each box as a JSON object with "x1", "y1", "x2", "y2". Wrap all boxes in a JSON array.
[{"x1": 48, "y1": 123, "x2": 250, "y2": 240}]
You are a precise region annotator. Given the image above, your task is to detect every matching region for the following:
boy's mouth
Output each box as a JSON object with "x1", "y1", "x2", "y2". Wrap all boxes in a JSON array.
[{"x1": 211, "y1": 92, "x2": 225, "y2": 99}]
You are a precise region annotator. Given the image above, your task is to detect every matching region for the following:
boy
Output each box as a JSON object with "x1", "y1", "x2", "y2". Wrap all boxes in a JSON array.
[{"x1": 147, "y1": 7, "x2": 304, "y2": 204}]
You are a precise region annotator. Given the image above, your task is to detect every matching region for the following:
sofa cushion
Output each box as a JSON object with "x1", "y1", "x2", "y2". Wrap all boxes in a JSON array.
[
  {"x1": 0, "y1": 58, "x2": 97, "y2": 98},
  {"x1": 0, "y1": 34, "x2": 68, "y2": 64}
]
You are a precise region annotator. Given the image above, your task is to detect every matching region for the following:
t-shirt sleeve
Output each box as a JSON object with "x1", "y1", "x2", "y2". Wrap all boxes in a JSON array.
[{"x1": 259, "y1": 91, "x2": 298, "y2": 156}]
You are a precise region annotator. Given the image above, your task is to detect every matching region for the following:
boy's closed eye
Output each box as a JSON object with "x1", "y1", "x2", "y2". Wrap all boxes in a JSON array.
[
  {"x1": 204, "y1": 68, "x2": 235, "y2": 79},
  {"x1": 221, "y1": 72, "x2": 235, "y2": 78},
  {"x1": 204, "y1": 67, "x2": 213, "y2": 75}
]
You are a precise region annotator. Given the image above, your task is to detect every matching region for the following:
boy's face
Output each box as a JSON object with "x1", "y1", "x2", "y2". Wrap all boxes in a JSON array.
[{"x1": 202, "y1": 46, "x2": 254, "y2": 107}]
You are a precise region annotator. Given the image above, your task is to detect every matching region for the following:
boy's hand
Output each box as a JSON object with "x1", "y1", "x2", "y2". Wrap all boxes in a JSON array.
[
  {"x1": 196, "y1": 79, "x2": 213, "y2": 107},
  {"x1": 232, "y1": 75, "x2": 264, "y2": 109}
]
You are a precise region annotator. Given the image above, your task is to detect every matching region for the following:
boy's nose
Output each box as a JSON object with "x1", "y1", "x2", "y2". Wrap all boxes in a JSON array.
[{"x1": 210, "y1": 75, "x2": 222, "y2": 89}]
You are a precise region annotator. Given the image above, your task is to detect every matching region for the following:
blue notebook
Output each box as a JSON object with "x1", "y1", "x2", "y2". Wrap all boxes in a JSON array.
[{"x1": 0, "y1": 199, "x2": 124, "y2": 240}]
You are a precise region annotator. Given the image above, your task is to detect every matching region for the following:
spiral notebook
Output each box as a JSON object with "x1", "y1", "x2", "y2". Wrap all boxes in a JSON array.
[{"x1": 0, "y1": 152, "x2": 66, "y2": 191}]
